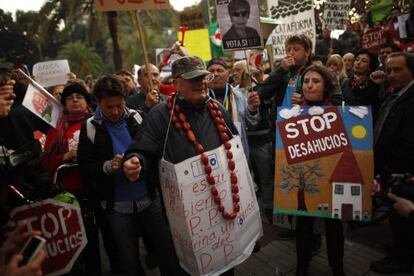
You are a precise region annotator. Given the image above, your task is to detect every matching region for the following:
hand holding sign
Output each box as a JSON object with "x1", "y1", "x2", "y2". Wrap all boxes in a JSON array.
[{"x1": 247, "y1": 91, "x2": 260, "y2": 112}]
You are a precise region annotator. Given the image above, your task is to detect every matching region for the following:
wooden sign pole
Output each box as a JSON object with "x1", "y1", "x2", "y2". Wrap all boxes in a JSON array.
[{"x1": 133, "y1": 10, "x2": 154, "y2": 92}]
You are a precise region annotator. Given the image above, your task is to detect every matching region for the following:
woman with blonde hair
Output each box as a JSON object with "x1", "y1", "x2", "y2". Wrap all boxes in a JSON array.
[{"x1": 326, "y1": 54, "x2": 348, "y2": 87}]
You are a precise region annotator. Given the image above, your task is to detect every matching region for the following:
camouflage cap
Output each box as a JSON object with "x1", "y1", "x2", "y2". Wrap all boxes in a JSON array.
[{"x1": 171, "y1": 56, "x2": 211, "y2": 80}]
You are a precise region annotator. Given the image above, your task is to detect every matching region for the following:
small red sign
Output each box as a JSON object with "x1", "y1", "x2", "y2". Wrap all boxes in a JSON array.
[
  {"x1": 278, "y1": 107, "x2": 351, "y2": 165},
  {"x1": 8, "y1": 199, "x2": 87, "y2": 276},
  {"x1": 362, "y1": 27, "x2": 387, "y2": 52}
]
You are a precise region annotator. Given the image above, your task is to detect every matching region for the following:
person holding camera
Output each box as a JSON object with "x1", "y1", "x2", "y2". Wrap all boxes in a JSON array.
[{"x1": 370, "y1": 52, "x2": 414, "y2": 274}]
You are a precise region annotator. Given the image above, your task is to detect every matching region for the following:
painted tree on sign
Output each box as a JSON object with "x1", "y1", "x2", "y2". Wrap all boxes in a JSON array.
[{"x1": 280, "y1": 160, "x2": 322, "y2": 211}]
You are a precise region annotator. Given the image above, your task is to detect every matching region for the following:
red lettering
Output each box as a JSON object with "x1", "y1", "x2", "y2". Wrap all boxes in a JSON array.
[
  {"x1": 199, "y1": 253, "x2": 212, "y2": 273},
  {"x1": 189, "y1": 216, "x2": 201, "y2": 236}
]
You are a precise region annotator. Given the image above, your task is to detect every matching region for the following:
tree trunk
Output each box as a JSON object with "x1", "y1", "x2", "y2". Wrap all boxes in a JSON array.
[
  {"x1": 107, "y1": 11, "x2": 123, "y2": 70},
  {"x1": 297, "y1": 188, "x2": 307, "y2": 211}
]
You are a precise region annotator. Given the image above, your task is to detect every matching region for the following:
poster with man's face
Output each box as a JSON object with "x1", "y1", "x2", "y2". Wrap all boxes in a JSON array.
[
  {"x1": 22, "y1": 83, "x2": 63, "y2": 128},
  {"x1": 216, "y1": 0, "x2": 263, "y2": 51}
]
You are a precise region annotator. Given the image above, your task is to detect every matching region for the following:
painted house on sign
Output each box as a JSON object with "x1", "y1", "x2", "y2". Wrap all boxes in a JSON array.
[{"x1": 330, "y1": 149, "x2": 364, "y2": 220}]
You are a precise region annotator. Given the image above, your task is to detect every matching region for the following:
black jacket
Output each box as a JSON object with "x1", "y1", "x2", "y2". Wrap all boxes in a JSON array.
[
  {"x1": 125, "y1": 96, "x2": 238, "y2": 166},
  {"x1": 374, "y1": 83, "x2": 414, "y2": 182},
  {"x1": 0, "y1": 105, "x2": 50, "y2": 150},
  {"x1": 78, "y1": 108, "x2": 156, "y2": 205}
]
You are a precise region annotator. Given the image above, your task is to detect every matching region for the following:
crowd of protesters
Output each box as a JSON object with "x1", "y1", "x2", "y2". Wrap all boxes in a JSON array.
[{"x1": 0, "y1": 7, "x2": 414, "y2": 276}]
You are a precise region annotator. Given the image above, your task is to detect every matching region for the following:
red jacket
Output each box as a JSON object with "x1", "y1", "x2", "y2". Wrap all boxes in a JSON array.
[{"x1": 41, "y1": 120, "x2": 84, "y2": 198}]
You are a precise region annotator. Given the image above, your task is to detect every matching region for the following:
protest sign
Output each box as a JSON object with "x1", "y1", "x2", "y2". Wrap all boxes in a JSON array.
[
  {"x1": 179, "y1": 7, "x2": 205, "y2": 30},
  {"x1": 266, "y1": 0, "x2": 316, "y2": 59},
  {"x1": 216, "y1": 0, "x2": 263, "y2": 51},
  {"x1": 178, "y1": 29, "x2": 212, "y2": 61},
  {"x1": 274, "y1": 106, "x2": 373, "y2": 221},
  {"x1": 362, "y1": 27, "x2": 387, "y2": 52},
  {"x1": 33, "y1": 60, "x2": 70, "y2": 88},
  {"x1": 8, "y1": 199, "x2": 87, "y2": 276},
  {"x1": 323, "y1": 0, "x2": 351, "y2": 30},
  {"x1": 156, "y1": 48, "x2": 189, "y2": 72},
  {"x1": 22, "y1": 81, "x2": 63, "y2": 128},
  {"x1": 94, "y1": 0, "x2": 170, "y2": 11},
  {"x1": 159, "y1": 136, "x2": 262, "y2": 275}
]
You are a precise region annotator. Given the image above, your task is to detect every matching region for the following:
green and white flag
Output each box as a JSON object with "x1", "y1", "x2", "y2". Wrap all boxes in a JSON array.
[{"x1": 208, "y1": 22, "x2": 232, "y2": 58}]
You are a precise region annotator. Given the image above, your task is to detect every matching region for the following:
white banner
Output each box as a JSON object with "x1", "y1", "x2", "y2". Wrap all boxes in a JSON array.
[
  {"x1": 266, "y1": 0, "x2": 316, "y2": 59},
  {"x1": 159, "y1": 136, "x2": 262, "y2": 276},
  {"x1": 33, "y1": 60, "x2": 70, "y2": 88},
  {"x1": 323, "y1": 0, "x2": 351, "y2": 30}
]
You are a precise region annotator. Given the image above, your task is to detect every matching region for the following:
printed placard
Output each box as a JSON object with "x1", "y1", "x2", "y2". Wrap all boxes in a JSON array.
[
  {"x1": 95, "y1": 0, "x2": 170, "y2": 11},
  {"x1": 32, "y1": 60, "x2": 70, "y2": 88},
  {"x1": 323, "y1": 0, "x2": 351, "y2": 30},
  {"x1": 266, "y1": 0, "x2": 316, "y2": 59},
  {"x1": 274, "y1": 106, "x2": 373, "y2": 221},
  {"x1": 22, "y1": 82, "x2": 63, "y2": 128},
  {"x1": 362, "y1": 27, "x2": 387, "y2": 52},
  {"x1": 159, "y1": 136, "x2": 262, "y2": 276},
  {"x1": 216, "y1": 0, "x2": 263, "y2": 51}
]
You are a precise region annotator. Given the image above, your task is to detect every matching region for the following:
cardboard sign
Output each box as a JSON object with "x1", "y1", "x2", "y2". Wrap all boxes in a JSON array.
[
  {"x1": 8, "y1": 199, "x2": 87, "y2": 276},
  {"x1": 323, "y1": 0, "x2": 351, "y2": 30},
  {"x1": 362, "y1": 27, "x2": 387, "y2": 52},
  {"x1": 179, "y1": 7, "x2": 205, "y2": 30},
  {"x1": 274, "y1": 106, "x2": 373, "y2": 221},
  {"x1": 159, "y1": 136, "x2": 262, "y2": 276},
  {"x1": 32, "y1": 60, "x2": 70, "y2": 88},
  {"x1": 216, "y1": 0, "x2": 263, "y2": 51},
  {"x1": 22, "y1": 83, "x2": 63, "y2": 128},
  {"x1": 95, "y1": 0, "x2": 170, "y2": 11},
  {"x1": 266, "y1": 0, "x2": 316, "y2": 59},
  {"x1": 156, "y1": 48, "x2": 189, "y2": 72},
  {"x1": 278, "y1": 108, "x2": 351, "y2": 165},
  {"x1": 178, "y1": 29, "x2": 212, "y2": 61}
]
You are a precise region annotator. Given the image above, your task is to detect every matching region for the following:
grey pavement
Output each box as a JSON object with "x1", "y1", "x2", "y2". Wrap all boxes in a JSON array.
[{"x1": 101, "y1": 218, "x2": 414, "y2": 276}]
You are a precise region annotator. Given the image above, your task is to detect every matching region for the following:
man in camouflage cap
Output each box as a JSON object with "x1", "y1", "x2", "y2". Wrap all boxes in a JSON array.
[{"x1": 123, "y1": 56, "x2": 241, "y2": 275}]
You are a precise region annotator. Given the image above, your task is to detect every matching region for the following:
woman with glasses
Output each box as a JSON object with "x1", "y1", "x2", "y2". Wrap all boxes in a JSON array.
[{"x1": 41, "y1": 80, "x2": 101, "y2": 275}]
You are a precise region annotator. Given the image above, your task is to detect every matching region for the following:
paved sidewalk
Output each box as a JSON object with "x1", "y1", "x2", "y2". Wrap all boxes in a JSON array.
[{"x1": 103, "y1": 219, "x2": 414, "y2": 276}]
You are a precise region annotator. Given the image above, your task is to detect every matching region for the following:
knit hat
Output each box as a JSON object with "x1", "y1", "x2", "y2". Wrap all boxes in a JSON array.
[{"x1": 61, "y1": 83, "x2": 91, "y2": 105}]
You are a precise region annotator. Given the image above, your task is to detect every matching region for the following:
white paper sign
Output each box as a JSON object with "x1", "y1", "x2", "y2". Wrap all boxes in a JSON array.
[
  {"x1": 266, "y1": 0, "x2": 316, "y2": 59},
  {"x1": 323, "y1": 0, "x2": 351, "y2": 30},
  {"x1": 33, "y1": 60, "x2": 70, "y2": 88},
  {"x1": 159, "y1": 136, "x2": 262, "y2": 276},
  {"x1": 216, "y1": 0, "x2": 263, "y2": 51},
  {"x1": 22, "y1": 83, "x2": 63, "y2": 128},
  {"x1": 398, "y1": 13, "x2": 410, "y2": 39}
]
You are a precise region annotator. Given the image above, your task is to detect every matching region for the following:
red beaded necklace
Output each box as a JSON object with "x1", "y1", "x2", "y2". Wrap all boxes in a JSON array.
[{"x1": 167, "y1": 95, "x2": 240, "y2": 220}]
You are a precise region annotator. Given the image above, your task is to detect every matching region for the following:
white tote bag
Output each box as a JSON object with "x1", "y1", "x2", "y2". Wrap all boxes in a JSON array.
[{"x1": 159, "y1": 136, "x2": 263, "y2": 276}]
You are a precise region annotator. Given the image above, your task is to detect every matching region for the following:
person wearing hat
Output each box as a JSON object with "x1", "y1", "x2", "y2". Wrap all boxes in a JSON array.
[
  {"x1": 41, "y1": 79, "x2": 102, "y2": 275},
  {"x1": 123, "y1": 56, "x2": 262, "y2": 275},
  {"x1": 207, "y1": 57, "x2": 260, "y2": 160}
]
